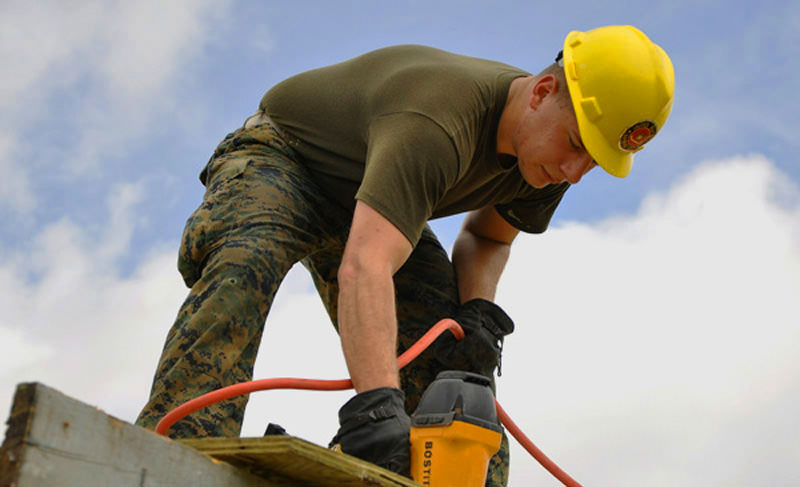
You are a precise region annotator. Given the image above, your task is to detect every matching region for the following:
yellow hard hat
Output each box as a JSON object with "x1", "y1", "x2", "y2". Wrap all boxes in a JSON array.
[{"x1": 561, "y1": 25, "x2": 675, "y2": 177}]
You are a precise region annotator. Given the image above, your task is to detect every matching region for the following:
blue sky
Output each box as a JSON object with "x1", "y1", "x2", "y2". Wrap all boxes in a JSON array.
[
  {"x1": 3, "y1": 0, "x2": 798, "y2": 254},
  {"x1": 2, "y1": 1, "x2": 799, "y2": 486}
]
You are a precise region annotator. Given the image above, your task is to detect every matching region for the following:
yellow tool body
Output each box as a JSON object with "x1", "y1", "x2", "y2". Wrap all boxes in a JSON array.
[{"x1": 409, "y1": 371, "x2": 503, "y2": 487}]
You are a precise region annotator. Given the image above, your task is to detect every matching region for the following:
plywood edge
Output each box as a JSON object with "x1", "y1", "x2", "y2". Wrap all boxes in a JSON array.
[{"x1": 182, "y1": 436, "x2": 420, "y2": 487}]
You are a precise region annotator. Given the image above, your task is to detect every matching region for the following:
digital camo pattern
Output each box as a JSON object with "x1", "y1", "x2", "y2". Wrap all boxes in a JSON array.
[{"x1": 136, "y1": 122, "x2": 509, "y2": 486}]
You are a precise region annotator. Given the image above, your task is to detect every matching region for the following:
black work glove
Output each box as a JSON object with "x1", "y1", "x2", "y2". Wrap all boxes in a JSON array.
[
  {"x1": 329, "y1": 387, "x2": 411, "y2": 477},
  {"x1": 435, "y1": 298, "x2": 515, "y2": 378}
]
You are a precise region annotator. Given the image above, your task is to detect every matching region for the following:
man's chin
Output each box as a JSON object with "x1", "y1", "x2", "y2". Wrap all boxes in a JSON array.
[{"x1": 523, "y1": 176, "x2": 551, "y2": 189}]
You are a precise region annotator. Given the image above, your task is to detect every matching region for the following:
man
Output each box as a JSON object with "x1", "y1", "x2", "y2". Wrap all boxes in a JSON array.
[{"x1": 137, "y1": 25, "x2": 674, "y2": 486}]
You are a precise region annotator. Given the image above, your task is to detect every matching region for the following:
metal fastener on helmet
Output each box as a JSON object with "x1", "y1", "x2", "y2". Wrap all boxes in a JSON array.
[{"x1": 561, "y1": 25, "x2": 675, "y2": 177}]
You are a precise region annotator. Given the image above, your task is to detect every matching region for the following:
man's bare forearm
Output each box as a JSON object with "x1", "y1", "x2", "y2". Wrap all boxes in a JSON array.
[
  {"x1": 452, "y1": 229, "x2": 511, "y2": 303},
  {"x1": 337, "y1": 201, "x2": 413, "y2": 393},
  {"x1": 452, "y1": 207, "x2": 518, "y2": 303},
  {"x1": 337, "y1": 262, "x2": 400, "y2": 392}
]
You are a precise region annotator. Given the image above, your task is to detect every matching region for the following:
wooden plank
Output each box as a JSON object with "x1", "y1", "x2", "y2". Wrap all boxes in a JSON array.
[
  {"x1": 1, "y1": 383, "x2": 419, "y2": 487},
  {"x1": 182, "y1": 436, "x2": 420, "y2": 487},
  {"x1": 0, "y1": 382, "x2": 271, "y2": 487}
]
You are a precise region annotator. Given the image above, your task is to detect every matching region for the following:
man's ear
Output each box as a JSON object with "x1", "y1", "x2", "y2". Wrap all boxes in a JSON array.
[{"x1": 529, "y1": 74, "x2": 557, "y2": 109}]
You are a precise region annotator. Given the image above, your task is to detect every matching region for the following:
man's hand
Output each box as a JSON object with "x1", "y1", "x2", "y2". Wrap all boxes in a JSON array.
[
  {"x1": 436, "y1": 298, "x2": 515, "y2": 378},
  {"x1": 330, "y1": 387, "x2": 411, "y2": 477}
]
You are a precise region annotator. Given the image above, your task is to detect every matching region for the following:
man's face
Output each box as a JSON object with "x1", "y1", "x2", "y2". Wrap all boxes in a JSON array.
[{"x1": 512, "y1": 83, "x2": 597, "y2": 188}]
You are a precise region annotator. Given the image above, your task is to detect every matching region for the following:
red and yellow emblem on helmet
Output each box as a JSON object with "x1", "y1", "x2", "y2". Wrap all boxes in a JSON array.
[{"x1": 619, "y1": 121, "x2": 657, "y2": 152}]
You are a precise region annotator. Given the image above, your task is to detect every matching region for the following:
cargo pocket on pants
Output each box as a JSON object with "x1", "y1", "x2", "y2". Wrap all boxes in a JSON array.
[{"x1": 178, "y1": 156, "x2": 250, "y2": 287}]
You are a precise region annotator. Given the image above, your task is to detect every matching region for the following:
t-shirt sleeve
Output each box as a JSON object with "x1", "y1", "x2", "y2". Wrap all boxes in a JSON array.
[
  {"x1": 494, "y1": 182, "x2": 570, "y2": 233},
  {"x1": 356, "y1": 112, "x2": 460, "y2": 246}
]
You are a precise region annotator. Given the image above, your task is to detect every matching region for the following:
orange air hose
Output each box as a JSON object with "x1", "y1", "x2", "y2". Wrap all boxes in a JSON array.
[{"x1": 156, "y1": 318, "x2": 583, "y2": 487}]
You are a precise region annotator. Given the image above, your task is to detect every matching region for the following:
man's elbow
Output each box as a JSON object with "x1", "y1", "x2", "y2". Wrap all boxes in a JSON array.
[
  {"x1": 337, "y1": 251, "x2": 393, "y2": 289},
  {"x1": 460, "y1": 208, "x2": 519, "y2": 246}
]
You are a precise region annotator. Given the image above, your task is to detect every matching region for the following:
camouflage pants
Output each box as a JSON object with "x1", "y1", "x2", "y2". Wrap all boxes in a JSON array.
[{"x1": 135, "y1": 122, "x2": 509, "y2": 486}]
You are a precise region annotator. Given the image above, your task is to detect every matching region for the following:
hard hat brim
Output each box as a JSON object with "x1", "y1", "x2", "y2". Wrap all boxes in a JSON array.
[{"x1": 573, "y1": 107, "x2": 634, "y2": 178}]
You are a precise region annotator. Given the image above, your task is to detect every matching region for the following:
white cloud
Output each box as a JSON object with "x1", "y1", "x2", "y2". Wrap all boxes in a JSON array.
[
  {"x1": 0, "y1": 2, "x2": 86, "y2": 109},
  {"x1": 0, "y1": 328, "x2": 52, "y2": 372},
  {"x1": 1, "y1": 155, "x2": 798, "y2": 486},
  {"x1": 0, "y1": 0, "x2": 231, "y2": 212},
  {"x1": 0, "y1": 182, "x2": 188, "y2": 423},
  {"x1": 99, "y1": 182, "x2": 146, "y2": 261},
  {"x1": 498, "y1": 155, "x2": 800, "y2": 486},
  {"x1": 99, "y1": 1, "x2": 211, "y2": 98},
  {"x1": 0, "y1": 0, "x2": 226, "y2": 108}
]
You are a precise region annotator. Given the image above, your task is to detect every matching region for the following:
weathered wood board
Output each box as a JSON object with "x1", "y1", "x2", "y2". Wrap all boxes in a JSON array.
[
  {"x1": 0, "y1": 382, "x2": 270, "y2": 487},
  {"x1": 1, "y1": 383, "x2": 417, "y2": 487}
]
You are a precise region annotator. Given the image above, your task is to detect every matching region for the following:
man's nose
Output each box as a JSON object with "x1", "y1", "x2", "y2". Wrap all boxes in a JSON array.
[{"x1": 561, "y1": 154, "x2": 595, "y2": 184}]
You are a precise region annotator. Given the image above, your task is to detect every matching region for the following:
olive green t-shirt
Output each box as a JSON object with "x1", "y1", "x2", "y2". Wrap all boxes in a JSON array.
[{"x1": 261, "y1": 45, "x2": 569, "y2": 245}]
